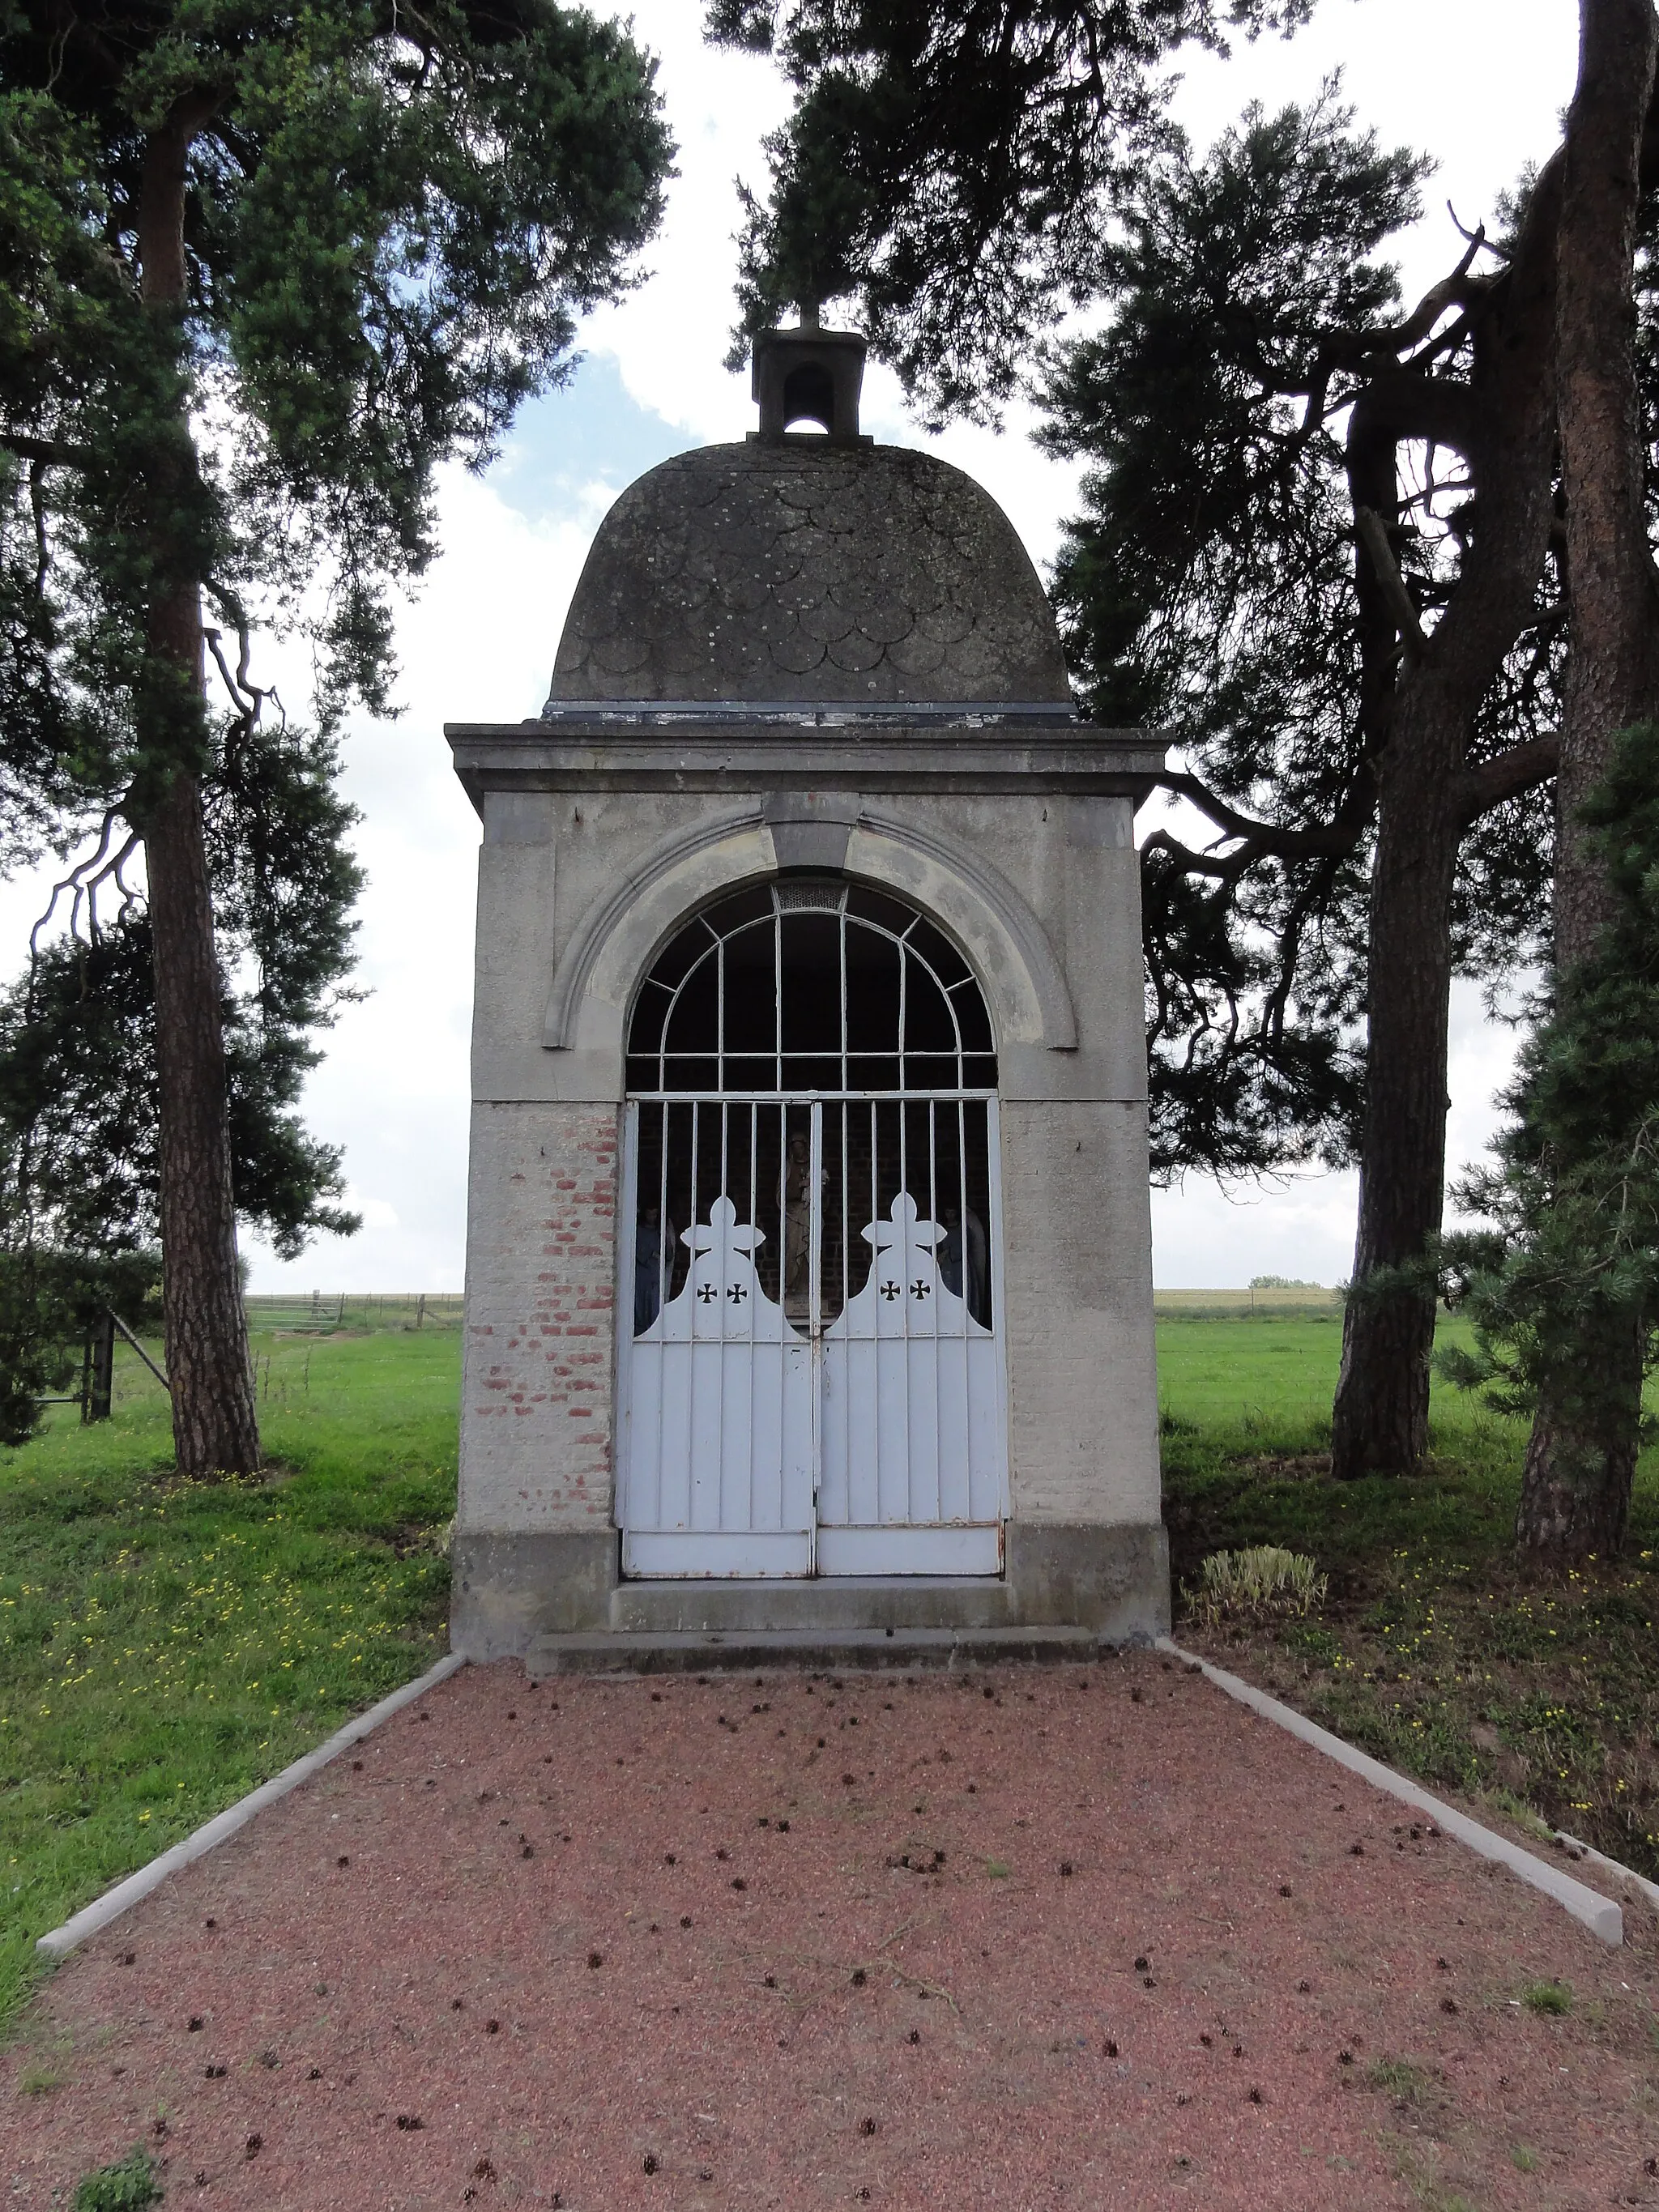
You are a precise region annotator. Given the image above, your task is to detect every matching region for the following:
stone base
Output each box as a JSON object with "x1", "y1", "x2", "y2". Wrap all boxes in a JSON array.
[
  {"x1": 609, "y1": 1576, "x2": 1013, "y2": 1634},
  {"x1": 526, "y1": 1626, "x2": 1104, "y2": 1677},
  {"x1": 450, "y1": 1530, "x2": 619, "y2": 1659},
  {"x1": 1004, "y1": 1521, "x2": 1171, "y2": 1640},
  {"x1": 450, "y1": 1521, "x2": 1168, "y2": 1659}
]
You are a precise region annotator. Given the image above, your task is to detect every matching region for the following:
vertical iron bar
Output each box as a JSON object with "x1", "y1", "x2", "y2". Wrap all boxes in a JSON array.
[
  {"x1": 774, "y1": 896, "x2": 783, "y2": 1093},
  {"x1": 718, "y1": 1097, "x2": 731, "y2": 1536},
  {"x1": 874, "y1": 1093, "x2": 885, "y2": 1529},
  {"x1": 655, "y1": 1100, "x2": 670, "y2": 1532},
  {"x1": 928, "y1": 1097, "x2": 941, "y2": 1528},
  {"x1": 957, "y1": 1094, "x2": 971, "y2": 1512},
  {"x1": 838, "y1": 903, "x2": 849, "y2": 1092},
  {"x1": 779, "y1": 1100, "x2": 791, "y2": 1558},
  {"x1": 808, "y1": 1097, "x2": 822, "y2": 1340},
  {"x1": 841, "y1": 1093, "x2": 850, "y2": 1332},
  {"x1": 747, "y1": 1098, "x2": 758, "y2": 1534},
  {"x1": 688, "y1": 1097, "x2": 700, "y2": 1528},
  {"x1": 897, "y1": 938, "x2": 908, "y2": 1093}
]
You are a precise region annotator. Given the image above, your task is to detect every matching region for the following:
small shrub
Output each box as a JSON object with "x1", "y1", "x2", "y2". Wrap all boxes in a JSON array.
[
  {"x1": 1183, "y1": 1545, "x2": 1328, "y2": 1628},
  {"x1": 17, "y1": 2061, "x2": 62, "y2": 2094},
  {"x1": 1512, "y1": 2146, "x2": 1539, "y2": 2172},
  {"x1": 1522, "y1": 1980, "x2": 1572, "y2": 2017},
  {"x1": 73, "y1": 2147, "x2": 163, "y2": 2211}
]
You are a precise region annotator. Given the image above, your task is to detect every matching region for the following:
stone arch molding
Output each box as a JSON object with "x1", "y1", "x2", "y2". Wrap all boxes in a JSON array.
[{"x1": 541, "y1": 803, "x2": 1078, "y2": 1067}]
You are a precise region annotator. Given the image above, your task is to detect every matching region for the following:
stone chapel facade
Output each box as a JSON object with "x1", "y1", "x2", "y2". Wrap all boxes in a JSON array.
[{"x1": 446, "y1": 323, "x2": 1169, "y2": 1659}]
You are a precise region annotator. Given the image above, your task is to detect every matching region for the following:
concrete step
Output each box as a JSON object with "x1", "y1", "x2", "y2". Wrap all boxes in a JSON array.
[
  {"x1": 608, "y1": 1575, "x2": 1014, "y2": 1635},
  {"x1": 525, "y1": 1626, "x2": 1103, "y2": 1677}
]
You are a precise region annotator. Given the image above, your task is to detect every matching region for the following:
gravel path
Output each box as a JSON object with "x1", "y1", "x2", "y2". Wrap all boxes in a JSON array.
[{"x1": 6, "y1": 1651, "x2": 1657, "y2": 2210}]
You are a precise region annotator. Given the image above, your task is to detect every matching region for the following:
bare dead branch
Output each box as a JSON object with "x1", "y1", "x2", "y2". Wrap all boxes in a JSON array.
[
  {"x1": 204, "y1": 625, "x2": 261, "y2": 720},
  {"x1": 1354, "y1": 507, "x2": 1431, "y2": 663},
  {"x1": 29, "y1": 814, "x2": 144, "y2": 970},
  {"x1": 1388, "y1": 229, "x2": 1489, "y2": 348},
  {"x1": 28, "y1": 456, "x2": 48, "y2": 595}
]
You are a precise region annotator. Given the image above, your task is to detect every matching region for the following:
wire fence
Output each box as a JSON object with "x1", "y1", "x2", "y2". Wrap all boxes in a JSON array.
[{"x1": 241, "y1": 1292, "x2": 465, "y2": 1334}]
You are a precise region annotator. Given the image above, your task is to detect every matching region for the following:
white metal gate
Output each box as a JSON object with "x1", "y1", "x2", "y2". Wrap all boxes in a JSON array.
[{"x1": 617, "y1": 881, "x2": 1008, "y2": 1579}]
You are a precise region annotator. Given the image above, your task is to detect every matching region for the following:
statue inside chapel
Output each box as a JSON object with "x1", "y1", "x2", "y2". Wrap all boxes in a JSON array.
[
  {"x1": 633, "y1": 1201, "x2": 676, "y2": 1334},
  {"x1": 939, "y1": 1200, "x2": 989, "y2": 1328},
  {"x1": 780, "y1": 1128, "x2": 823, "y2": 1314}
]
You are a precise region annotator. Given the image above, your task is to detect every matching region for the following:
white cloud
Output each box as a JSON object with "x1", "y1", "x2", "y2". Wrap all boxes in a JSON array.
[
  {"x1": 241, "y1": 0, "x2": 1587, "y2": 1291},
  {"x1": 241, "y1": 467, "x2": 597, "y2": 1290},
  {"x1": 2, "y1": 2, "x2": 1580, "y2": 1292}
]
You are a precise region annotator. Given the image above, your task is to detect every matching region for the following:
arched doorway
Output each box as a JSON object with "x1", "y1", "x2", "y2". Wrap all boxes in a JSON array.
[{"x1": 619, "y1": 878, "x2": 1007, "y2": 1578}]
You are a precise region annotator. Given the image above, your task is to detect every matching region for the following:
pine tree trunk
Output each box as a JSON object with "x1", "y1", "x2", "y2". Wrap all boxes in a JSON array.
[
  {"x1": 1519, "y1": 0, "x2": 1659, "y2": 1558},
  {"x1": 1518, "y1": 1313, "x2": 1644, "y2": 1558},
  {"x1": 1330, "y1": 713, "x2": 1461, "y2": 1477},
  {"x1": 137, "y1": 101, "x2": 260, "y2": 1478},
  {"x1": 1330, "y1": 165, "x2": 1564, "y2": 1481},
  {"x1": 147, "y1": 752, "x2": 261, "y2": 1478}
]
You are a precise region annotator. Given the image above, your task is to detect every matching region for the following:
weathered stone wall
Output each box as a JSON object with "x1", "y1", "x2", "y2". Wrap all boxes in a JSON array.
[
  {"x1": 1000, "y1": 1098, "x2": 1159, "y2": 1526},
  {"x1": 458, "y1": 770, "x2": 1162, "y2": 1558},
  {"x1": 457, "y1": 1099, "x2": 620, "y2": 1535},
  {"x1": 470, "y1": 783, "x2": 1149, "y2": 1110}
]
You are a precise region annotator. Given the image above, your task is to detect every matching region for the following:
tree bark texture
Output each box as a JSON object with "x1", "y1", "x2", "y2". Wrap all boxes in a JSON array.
[
  {"x1": 1519, "y1": 0, "x2": 1659, "y2": 1558},
  {"x1": 148, "y1": 756, "x2": 261, "y2": 1477},
  {"x1": 1331, "y1": 166, "x2": 1564, "y2": 1479},
  {"x1": 138, "y1": 106, "x2": 260, "y2": 1477}
]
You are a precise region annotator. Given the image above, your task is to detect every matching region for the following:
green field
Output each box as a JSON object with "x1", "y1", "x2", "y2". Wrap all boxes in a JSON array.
[
  {"x1": 2, "y1": 1299, "x2": 1656, "y2": 2045},
  {"x1": 0, "y1": 1327, "x2": 458, "y2": 2035},
  {"x1": 1154, "y1": 1304, "x2": 1659, "y2": 1886}
]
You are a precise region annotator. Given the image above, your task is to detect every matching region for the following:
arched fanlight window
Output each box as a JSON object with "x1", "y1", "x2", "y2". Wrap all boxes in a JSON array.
[{"x1": 626, "y1": 880, "x2": 996, "y2": 1096}]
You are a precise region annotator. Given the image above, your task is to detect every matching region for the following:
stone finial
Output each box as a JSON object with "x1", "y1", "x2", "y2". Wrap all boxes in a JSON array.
[{"x1": 752, "y1": 319, "x2": 867, "y2": 442}]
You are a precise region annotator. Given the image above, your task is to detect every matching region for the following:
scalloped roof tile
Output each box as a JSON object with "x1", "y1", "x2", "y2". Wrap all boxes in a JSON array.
[{"x1": 547, "y1": 440, "x2": 1069, "y2": 705}]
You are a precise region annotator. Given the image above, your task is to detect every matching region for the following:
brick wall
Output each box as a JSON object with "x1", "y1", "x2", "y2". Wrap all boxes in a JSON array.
[{"x1": 458, "y1": 1101, "x2": 621, "y2": 1532}]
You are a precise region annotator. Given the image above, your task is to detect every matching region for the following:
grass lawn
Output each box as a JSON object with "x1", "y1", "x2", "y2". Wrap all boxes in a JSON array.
[
  {"x1": 1157, "y1": 1302, "x2": 1659, "y2": 1886},
  {"x1": 3, "y1": 1294, "x2": 1655, "y2": 2049},
  {"x1": 0, "y1": 1325, "x2": 458, "y2": 2037}
]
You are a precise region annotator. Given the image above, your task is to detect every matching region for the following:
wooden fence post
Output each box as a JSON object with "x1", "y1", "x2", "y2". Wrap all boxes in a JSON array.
[{"x1": 83, "y1": 1312, "x2": 116, "y2": 1423}]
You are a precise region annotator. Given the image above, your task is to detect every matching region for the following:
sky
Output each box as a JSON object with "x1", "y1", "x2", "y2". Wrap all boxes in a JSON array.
[{"x1": 4, "y1": 0, "x2": 1584, "y2": 1292}]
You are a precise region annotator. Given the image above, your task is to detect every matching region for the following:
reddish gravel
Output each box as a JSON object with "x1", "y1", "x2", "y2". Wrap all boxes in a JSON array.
[{"x1": 6, "y1": 1650, "x2": 1658, "y2": 2211}]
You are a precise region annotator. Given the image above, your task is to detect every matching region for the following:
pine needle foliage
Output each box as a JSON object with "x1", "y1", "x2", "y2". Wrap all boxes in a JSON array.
[
  {"x1": 1440, "y1": 723, "x2": 1659, "y2": 1472},
  {"x1": 707, "y1": 0, "x2": 1312, "y2": 423},
  {"x1": 0, "y1": 0, "x2": 673, "y2": 1457}
]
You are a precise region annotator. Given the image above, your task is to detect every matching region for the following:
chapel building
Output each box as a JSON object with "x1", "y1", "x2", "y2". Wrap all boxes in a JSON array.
[{"x1": 446, "y1": 320, "x2": 1169, "y2": 1660}]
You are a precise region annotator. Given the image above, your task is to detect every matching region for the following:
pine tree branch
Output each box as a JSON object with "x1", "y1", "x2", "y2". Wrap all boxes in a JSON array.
[
  {"x1": 1154, "y1": 768, "x2": 1375, "y2": 864},
  {"x1": 1455, "y1": 734, "x2": 1560, "y2": 824},
  {"x1": 1, "y1": 431, "x2": 92, "y2": 470}
]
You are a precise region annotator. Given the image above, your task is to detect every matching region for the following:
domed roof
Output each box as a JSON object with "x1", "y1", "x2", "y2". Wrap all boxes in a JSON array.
[{"x1": 546, "y1": 438, "x2": 1071, "y2": 706}]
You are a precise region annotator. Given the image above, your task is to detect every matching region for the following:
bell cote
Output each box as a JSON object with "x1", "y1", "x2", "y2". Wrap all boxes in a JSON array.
[{"x1": 751, "y1": 309, "x2": 868, "y2": 443}]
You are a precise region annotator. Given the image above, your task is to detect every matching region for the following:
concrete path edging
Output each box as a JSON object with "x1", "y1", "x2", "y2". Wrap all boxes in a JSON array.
[
  {"x1": 1553, "y1": 1826, "x2": 1659, "y2": 1915},
  {"x1": 1158, "y1": 1638, "x2": 1623, "y2": 1948},
  {"x1": 36, "y1": 1651, "x2": 467, "y2": 1960}
]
